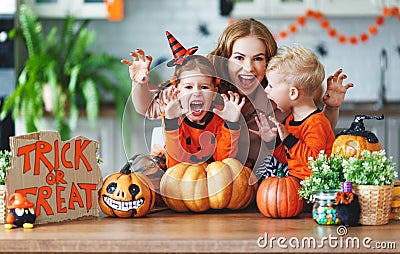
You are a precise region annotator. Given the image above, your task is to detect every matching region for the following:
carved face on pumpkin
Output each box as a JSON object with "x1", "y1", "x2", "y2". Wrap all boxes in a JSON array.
[
  {"x1": 332, "y1": 135, "x2": 382, "y2": 158},
  {"x1": 99, "y1": 171, "x2": 155, "y2": 218}
]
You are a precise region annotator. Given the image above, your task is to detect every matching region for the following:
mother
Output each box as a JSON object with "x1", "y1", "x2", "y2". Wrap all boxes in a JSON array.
[{"x1": 122, "y1": 18, "x2": 353, "y2": 169}]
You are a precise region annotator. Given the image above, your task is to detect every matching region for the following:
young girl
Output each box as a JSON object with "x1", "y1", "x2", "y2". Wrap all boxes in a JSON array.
[
  {"x1": 157, "y1": 33, "x2": 245, "y2": 168},
  {"x1": 121, "y1": 18, "x2": 353, "y2": 169}
]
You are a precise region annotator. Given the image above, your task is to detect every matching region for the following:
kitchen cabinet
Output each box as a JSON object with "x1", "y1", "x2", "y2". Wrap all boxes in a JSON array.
[
  {"x1": 317, "y1": 0, "x2": 382, "y2": 16},
  {"x1": 231, "y1": 0, "x2": 316, "y2": 18},
  {"x1": 22, "y1": 0, "x2": 107, "y2": 19},
  {"x1": 231, "y1": 0, "x2": 398, "y2": 17}
]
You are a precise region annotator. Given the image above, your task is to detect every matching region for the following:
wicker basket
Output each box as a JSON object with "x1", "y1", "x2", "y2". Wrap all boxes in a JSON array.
[
  {"x1": 353, "y1": 185, "x2": 393, "y2": 225},
  {"x1": 0, "y1": 185, "x2": 6, "y2": 224}
]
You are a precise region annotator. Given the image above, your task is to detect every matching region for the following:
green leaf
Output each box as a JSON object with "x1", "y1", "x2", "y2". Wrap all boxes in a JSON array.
[{"x1": 82, "y1": 80, "x2": 99, "y2": 129}]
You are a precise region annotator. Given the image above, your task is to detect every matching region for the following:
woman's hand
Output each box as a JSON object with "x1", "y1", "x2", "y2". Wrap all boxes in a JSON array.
[
  {"x1": 121, "y1": 48, "x2": 152, "y2": 83},
  {"x1": 249, "y1": 113, "x2": 277, "y2": 142},
  {"x1": 213, "y1": 91, "x2": 245, "y2": 123},
  {"x1": 323, "y1": 69, "x2": 354, "y2": 108}
]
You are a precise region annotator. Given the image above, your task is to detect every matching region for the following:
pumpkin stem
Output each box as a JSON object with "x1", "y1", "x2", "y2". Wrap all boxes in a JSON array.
[
  {"x1": 277, "y1": 166, "x2": 285, "y2": 178},
  {"x1": 120, "y1": 162, "x2": 132, "y2": 174}
]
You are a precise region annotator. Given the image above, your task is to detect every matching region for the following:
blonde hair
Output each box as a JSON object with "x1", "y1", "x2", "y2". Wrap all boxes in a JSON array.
[
  {"x1": 266, "y1": 44, "x2": 325, "y2": 95},
  {"x1": 209, "y1": 18, "x2": 277, "y2": 92}
]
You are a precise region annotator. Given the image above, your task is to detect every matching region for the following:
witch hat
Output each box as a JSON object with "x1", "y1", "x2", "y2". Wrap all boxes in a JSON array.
[{"x1": 166, "y1": 31, "x2": 198, "y2": 67}]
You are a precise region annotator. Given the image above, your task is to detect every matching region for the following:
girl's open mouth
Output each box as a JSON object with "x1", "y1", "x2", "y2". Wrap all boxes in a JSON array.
[{"x1": 190, "y1": 100, "x2": 204, "y2": 116}]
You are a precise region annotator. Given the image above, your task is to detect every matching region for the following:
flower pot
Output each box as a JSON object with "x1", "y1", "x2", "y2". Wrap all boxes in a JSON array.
[
  {"x1": 0, "y1": 185, "x2": 6, "y2": 224},
  {"x1": 353, "y1": 185, "x2": 393, "y2": 225}
]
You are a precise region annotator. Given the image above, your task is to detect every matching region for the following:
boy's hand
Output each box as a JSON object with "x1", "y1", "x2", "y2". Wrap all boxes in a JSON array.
[
  {"x1": 121, "y1": 48, "x2": 152, "y2": 83},
  {"x1": 323, "y1": 69, "x2": 354, "y2": 108},
  {"x1": 249, "y1": 113, "x2": 277, "y2": 142},
  {"x1": 213, "y1": 91, "x2": 245, "y2": 123},
  {"x1": 163, "y1": 87, "x2": 186, "y2": 119},
  {"x1": 269, "y1": 116, "x2": 289, "y2": 141}
]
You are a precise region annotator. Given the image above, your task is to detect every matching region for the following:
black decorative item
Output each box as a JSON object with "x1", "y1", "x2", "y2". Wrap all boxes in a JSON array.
[
  {"x1": 315, "y1": 42, "x2": 328, "y2": 57},
  {"x1": 335, "y1": 182, "x2": 361, "y2": 227},
  {"x1": 198, "y1": 23, "x2": 210, "y2": 37}
]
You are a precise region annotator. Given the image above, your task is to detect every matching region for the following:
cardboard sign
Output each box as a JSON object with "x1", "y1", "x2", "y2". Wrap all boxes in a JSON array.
[{"x1": 6, "y1": 131, "x2": 102, "y2": 224}]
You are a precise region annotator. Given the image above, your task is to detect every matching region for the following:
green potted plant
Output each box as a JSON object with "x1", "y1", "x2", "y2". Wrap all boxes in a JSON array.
[
  {"x1": 0, "y1": 4, "x2": 130, "y2": 140},
  {"x1": 343, "y1": 149, "x2": 397, "y2": 225},
  {"x1": 299, "y1": 151, "x2": 346, "y2": 202}
]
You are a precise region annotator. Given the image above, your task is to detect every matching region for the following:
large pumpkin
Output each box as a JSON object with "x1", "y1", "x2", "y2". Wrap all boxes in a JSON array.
[
  {"x1": 99, "y1": 162, "x2": 156, "y2": 218},
  {"x1": 160, "y1": 158, "x2": 258, "y2": 212},
  {"x1": 332, "y1": 114, "x2": 383, "y2": 157},
  {"x1": 256, "y1": 167, "x2": 304, "y2": 218}
]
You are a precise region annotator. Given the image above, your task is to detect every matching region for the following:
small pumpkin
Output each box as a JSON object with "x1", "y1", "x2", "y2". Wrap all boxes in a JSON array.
[
  {"x1": 99, "y1": 161, "x2": 156, "y2": 218},
  {"x1": 160, "y1": 158, "x2": 258, "y2": 212},
  {"x1": 256, "y1": 167, "x2": 304, "y2": 218},
  {"x1": 332, "y1": 114, "x2": 383, "y2": 158}
]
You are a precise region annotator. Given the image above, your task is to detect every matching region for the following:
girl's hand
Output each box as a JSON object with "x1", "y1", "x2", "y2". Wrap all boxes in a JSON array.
[
  {"x1": 213, "y1": 91, "x2": 245, "y2": 123},
  {"x1": 323, "y1": 69, "x2": 354, "y2": 108},
  {"x1": 163, "y1": 87, "x2": 186, "y2": 119},
  {"x1": 268, "y1": 116, "x2": 289, "y2": 141},
  {"x1": 121, "y1": 48, "x2": 153, "y2": 83},
  {"x1": 249, "y1": 113, "x2": 277, "y2": 142}
]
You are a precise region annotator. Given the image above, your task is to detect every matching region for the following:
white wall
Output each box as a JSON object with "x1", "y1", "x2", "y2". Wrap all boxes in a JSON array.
[{"x1": 86, "y1": 0, "x2": 400, "y2": 103}]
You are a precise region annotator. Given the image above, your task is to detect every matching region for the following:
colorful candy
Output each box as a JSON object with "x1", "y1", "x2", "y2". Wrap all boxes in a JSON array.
[{"x1": 312, "y1": 204, "x2": 340, "y2": 225}]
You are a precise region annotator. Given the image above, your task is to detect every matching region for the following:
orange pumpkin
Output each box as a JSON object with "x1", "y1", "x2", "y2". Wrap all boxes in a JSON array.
[
  {"x1": 332, "y1": 115, "x2": 383, "y2": 157},
  {"x1": 98, "y1": 163, "x2": 155, "y2": 218},
  {"x1": 256, "y1": 167, "x2": 303, "y2": 218},
  {"x1": 160, "y1": 158, "x2": 258, "y2": 212}
]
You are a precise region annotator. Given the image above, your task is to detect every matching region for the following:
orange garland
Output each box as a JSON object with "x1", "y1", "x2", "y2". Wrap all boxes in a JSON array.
[{"x1": 274, "y1": 6, "x2": 400, "y2": 45}]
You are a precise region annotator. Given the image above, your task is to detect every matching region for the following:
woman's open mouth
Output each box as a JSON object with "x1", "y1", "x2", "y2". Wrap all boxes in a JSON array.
[
  {"x1": 238, "y1": 74, "x2": 257, "y2": 89},
  {"x1": 190, "y1": 100, "x2": 204, "y2": 116}
]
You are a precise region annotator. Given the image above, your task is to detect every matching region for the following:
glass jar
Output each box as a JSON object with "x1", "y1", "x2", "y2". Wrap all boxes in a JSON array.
[{"x1": 312, "y1": 190, "x2": 341, "y2": 225}]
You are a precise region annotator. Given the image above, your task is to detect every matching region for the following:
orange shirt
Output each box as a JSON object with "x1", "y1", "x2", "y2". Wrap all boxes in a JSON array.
[
  {"x1": 272, "y1": 109, "x2": 335, "y2": 180},
  {"x1": 163, "y1": 113, "x2": 240, "y2": 168}
]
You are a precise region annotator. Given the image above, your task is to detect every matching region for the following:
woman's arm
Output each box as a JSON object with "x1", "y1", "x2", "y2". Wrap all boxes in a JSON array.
[
  {"x1": 322, "y1": 69, "x2": 354, "y2": 128},
  {"x1": 121, "y1": 49, "x2": 160, "y2": 117}
]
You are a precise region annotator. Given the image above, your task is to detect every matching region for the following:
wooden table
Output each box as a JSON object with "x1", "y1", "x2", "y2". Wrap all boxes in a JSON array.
[{"x1": 1, "y1": 205, "x2": 399, "y2": 253}]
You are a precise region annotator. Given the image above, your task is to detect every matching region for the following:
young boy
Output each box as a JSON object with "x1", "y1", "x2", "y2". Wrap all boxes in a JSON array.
[{"x1": 252, "y1": 44, "x2": 335, "y2": 181}]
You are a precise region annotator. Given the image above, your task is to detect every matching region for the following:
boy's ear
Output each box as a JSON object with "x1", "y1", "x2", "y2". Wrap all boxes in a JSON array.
[{"x1": 289, "y1": 86, "x2": 299, "y2": 100}]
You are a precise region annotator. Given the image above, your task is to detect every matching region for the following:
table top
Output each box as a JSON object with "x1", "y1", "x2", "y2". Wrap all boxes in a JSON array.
[{"x1": 1, "y1": 205, "x2": 399, "y2": 253}]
